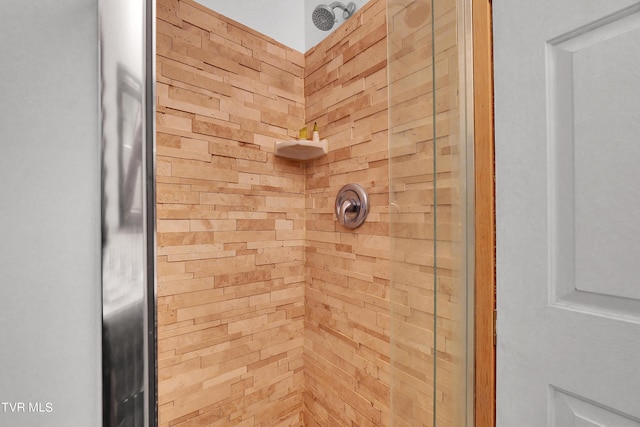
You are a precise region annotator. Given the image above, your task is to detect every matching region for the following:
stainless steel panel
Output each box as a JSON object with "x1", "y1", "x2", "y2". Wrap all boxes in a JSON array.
[{"x1": 100, "y1": 0, "x2": 156, "y2": 425}]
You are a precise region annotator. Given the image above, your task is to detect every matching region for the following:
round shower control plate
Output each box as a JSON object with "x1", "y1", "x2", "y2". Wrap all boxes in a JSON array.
[{"x1": 335, "y1": 183, "x2": 369, "y2": 229}]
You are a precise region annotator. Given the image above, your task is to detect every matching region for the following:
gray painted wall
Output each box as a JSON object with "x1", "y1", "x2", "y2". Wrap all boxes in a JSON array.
[
  {"x1": 194, "y1": 0, "x2": 372, "y2": 52},
  {"x1": 0, "y1": 1, "x2": 102, "y2": 425}
]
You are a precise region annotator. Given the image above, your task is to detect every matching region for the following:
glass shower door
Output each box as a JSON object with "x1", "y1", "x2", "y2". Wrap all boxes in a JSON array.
[{"x1": 388, "y1": 0, "x2": 473, "y2": 425}]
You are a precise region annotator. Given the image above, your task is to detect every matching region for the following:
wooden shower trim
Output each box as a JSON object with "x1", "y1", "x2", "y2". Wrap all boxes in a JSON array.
[{"x1": 473, "y1": 0, "x2": 496, "y2": 426}]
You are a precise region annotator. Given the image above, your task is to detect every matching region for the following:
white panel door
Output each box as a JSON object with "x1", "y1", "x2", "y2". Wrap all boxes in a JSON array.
[{"x1": 494, "y1": 1, "x2": 640, "y2": 426}]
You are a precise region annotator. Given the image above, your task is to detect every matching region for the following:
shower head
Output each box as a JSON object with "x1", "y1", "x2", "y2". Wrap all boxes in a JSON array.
[{"x1": 312, "y1": 2, "x2": 357, "y2": 31}]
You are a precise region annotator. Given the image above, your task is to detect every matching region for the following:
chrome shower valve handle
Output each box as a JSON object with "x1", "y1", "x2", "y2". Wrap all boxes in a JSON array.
[{"x1": 335, "y1": 183, "x2": 368, "y2": 229}]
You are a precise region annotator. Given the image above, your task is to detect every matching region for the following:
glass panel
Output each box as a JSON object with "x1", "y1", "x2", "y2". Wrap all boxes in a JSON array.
[
  {"x1": 433, "y1": 0, "x2": 472, "y2": 425},
  {"x1": 388, "y1": 0, "x2": 473, "y2": 425},
  {"x1": 388, "y1": 0, "x2": 437, "y2": 425}
]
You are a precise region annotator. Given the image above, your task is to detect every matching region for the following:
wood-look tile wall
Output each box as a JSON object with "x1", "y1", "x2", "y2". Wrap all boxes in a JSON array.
[
  {"x1": 303, "y1": 1, "x2": 392, "y2": 425},
  {"x1": 156, "y1": 0, "x2": 467, "y2": 425},
  {"x1": 156, "y1": 1, "x2": 306, "y2": 425}
]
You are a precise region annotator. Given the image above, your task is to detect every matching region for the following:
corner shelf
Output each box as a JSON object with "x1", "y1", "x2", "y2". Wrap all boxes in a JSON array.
[{"x1": 274, "y1": 139, "x2": 327, "y2": 161}]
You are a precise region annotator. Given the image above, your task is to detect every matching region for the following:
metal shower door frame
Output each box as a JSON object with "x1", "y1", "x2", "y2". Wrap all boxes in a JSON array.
[{"x1": 99, "y1": 0, "x2": 157, "y2": 425}]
